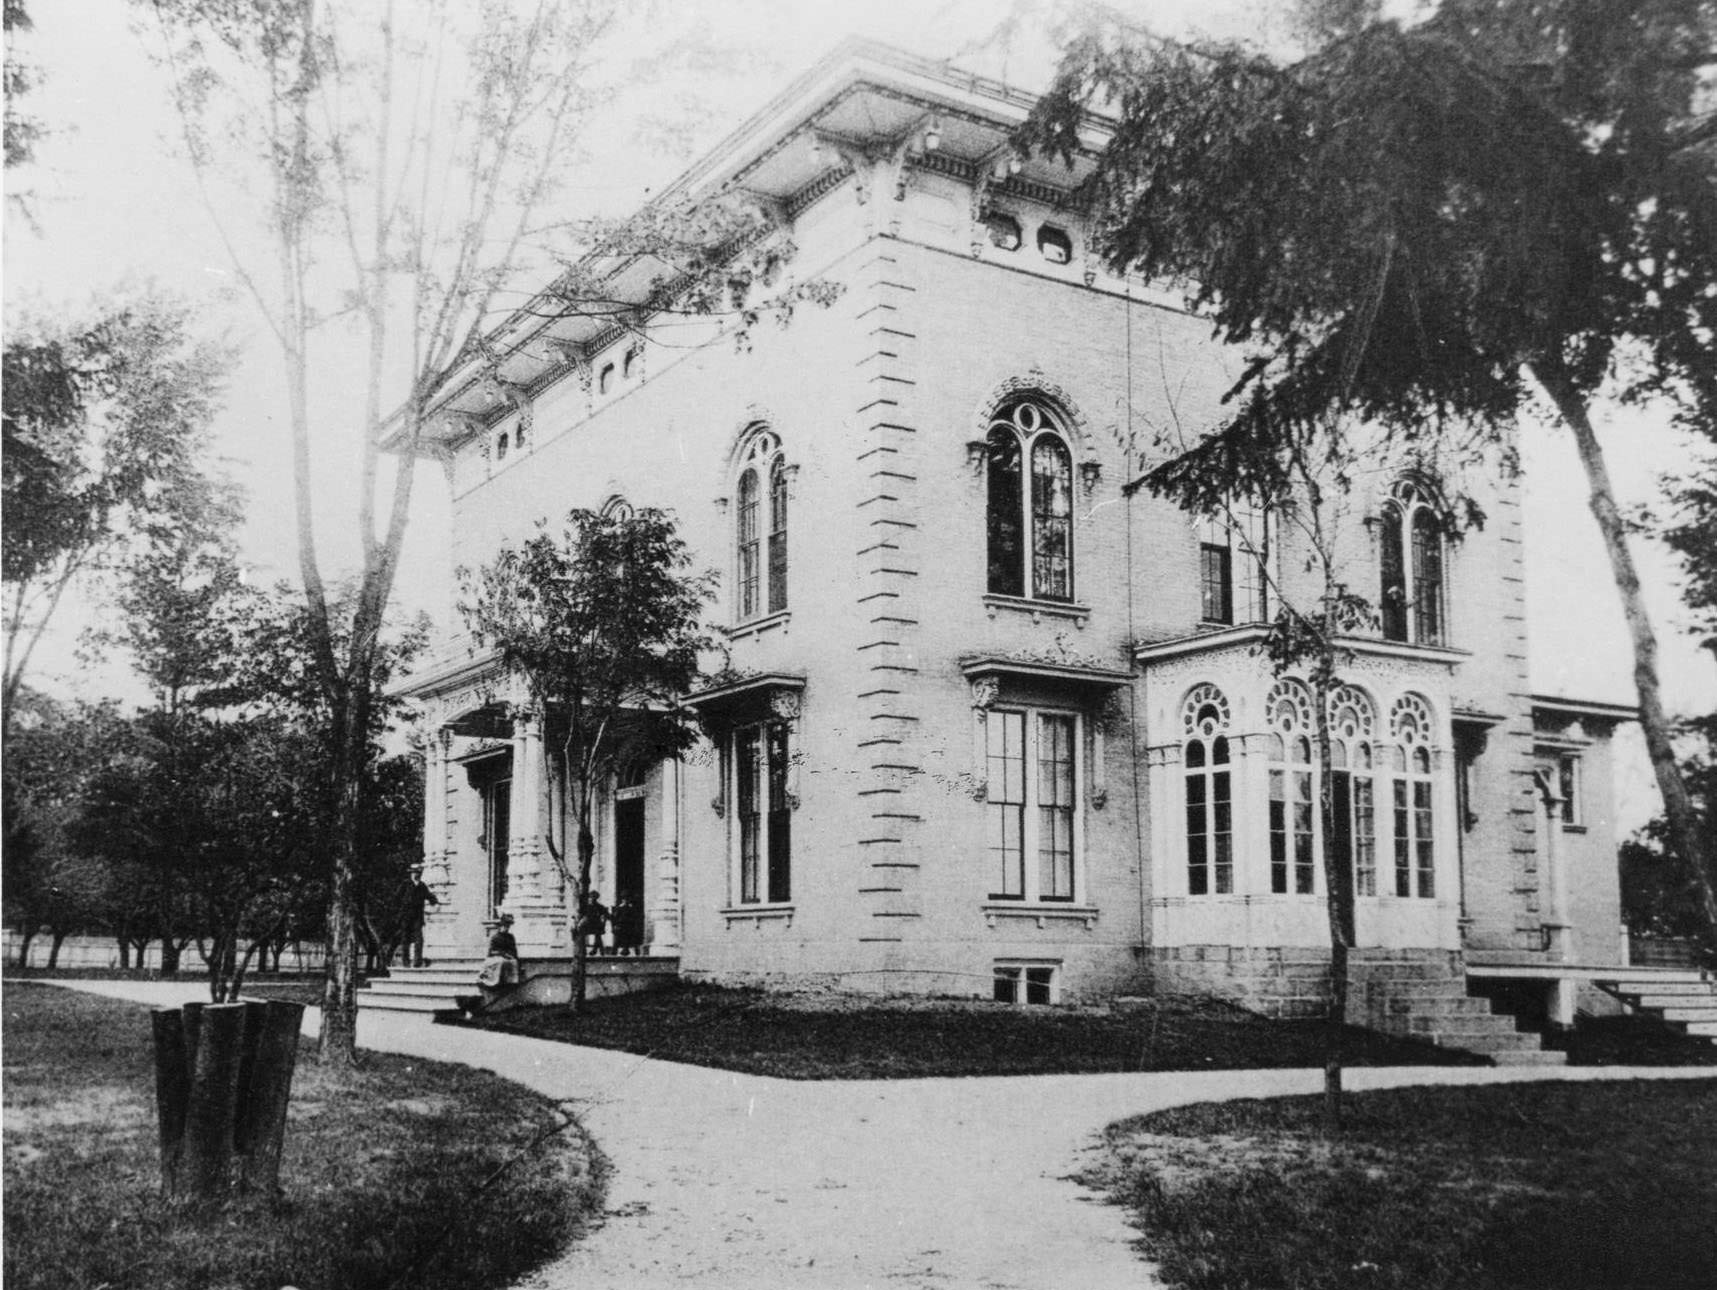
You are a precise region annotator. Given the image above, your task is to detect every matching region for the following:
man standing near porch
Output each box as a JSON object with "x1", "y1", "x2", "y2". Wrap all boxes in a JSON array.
[{"x1": 400, "y1": 864, "x2": 439, "y2": 968}]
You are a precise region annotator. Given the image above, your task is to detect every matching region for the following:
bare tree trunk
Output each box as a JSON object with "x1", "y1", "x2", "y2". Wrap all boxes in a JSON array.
[
  {"x1": 15, "y1": 929, "x2": 35, "y2": 968},
  {"x1": 319, "y1": 726, "x2": 365, "y2": 1061},
  {"x1": 573, "y1": 818, "x2": 595, "y2": 1010},
  {"x1": 46, "y1": 931, "x2": 65, "y2": 970},
  {"x1": 1532, "y1": 360, "x2": 1717, "y2": 953},
  {"x1": 1313, "y1": 622, "x2": 1353, "y2": 1133}
]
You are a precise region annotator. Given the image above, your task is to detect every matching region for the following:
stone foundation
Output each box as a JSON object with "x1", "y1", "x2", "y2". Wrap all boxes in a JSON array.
[{"x1": 1148, "y1": 945, "x2": 1467, "y2": 1021}]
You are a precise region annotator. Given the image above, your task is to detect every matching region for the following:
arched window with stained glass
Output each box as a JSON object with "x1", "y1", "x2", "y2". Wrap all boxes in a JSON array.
[
  {"x1": 1264, "y1": 679, "x2": 1317, "y2": 895},
  {"x1": 1388, "y1": 692, "x2": 1438, "y2": 898},
  {"x1": 1181, "y1": 684, "x2": 1233, "y2": 896},
  {"x1": 986, "y1": 396, "x2": 1074, "y2": 602}
]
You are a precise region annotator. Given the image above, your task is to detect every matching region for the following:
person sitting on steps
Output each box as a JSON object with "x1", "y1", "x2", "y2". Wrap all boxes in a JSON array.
[
  {"x1": 476, "y1": 914, "x2": 519, "y2": 988},
  {"x1": 577, "y1": 891, "x2": 610, "y2": 956}
]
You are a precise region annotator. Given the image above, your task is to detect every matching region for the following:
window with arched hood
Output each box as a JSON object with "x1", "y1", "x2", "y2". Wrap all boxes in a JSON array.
[
  {"x1": 735, "y1": 429, "x2": 788, "y2": 621},
  {"x1": 1327, "y1": 685, "x2": 1379, "y2": 897},
  {"x1": 986, "y1": 397, "x2": 1074, "y2": 602},
  {"x1": 1181, "y1": 684, "x2": 1233, "y2": 896},
  {"x1": 1380, "y1": 484, "x2": 1448, "y2": 645}
]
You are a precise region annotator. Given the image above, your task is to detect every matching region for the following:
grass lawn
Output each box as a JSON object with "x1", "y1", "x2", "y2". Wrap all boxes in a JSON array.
[
  {"x1": 1090, "y1": 1078, "x2": 1717, "y2": 1290},
  {"x1": 3, "y1": 983, "x2": 602, "y2": 1290},
  {"x1": 461, "y1": 983, "x2": 1488, "y2": 1078}
]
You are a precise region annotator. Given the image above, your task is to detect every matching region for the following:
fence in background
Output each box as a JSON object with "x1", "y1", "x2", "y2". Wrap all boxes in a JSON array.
[{"x1": 2, "y1": 931, "x2": 326, "y2": 973}]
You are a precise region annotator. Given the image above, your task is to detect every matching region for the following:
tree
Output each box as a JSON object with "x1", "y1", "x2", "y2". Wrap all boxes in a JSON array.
[
  {"x1": 461, "y1": 507, "x2": 714, "y2": 1008},
  {"x1": 2, "y1": 298, "x2": 231, "y2": 742},
  {"x1": 1018, "y1": 0, "x2": 1717, "y2": 951},
  {"x1": 142, "y1": 0, "x2": 831, "y2": 1059},
  {"x1": 3, "y1": 691, "x2": 131, "y2": 966}
]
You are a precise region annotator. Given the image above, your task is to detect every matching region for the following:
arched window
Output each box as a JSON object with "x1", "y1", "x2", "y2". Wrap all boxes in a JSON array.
[
  {"x1": 986, "y1": 397, "x2": 1074, "y2": 602},
  {"x1": 1380, "y1": 484, "x2": 1447, "y2": 645},
  {"x1": 735, "y1": 429, "x2": 787, "y2": 621},
  {"x1": 1266, "y1": 680, "x2": 1316, "y2": 895},
  {"x1": 1389, "y1": 693, "x2": 1437, "y2": 898},
  {"x1": 1328, "y1": 685, "x2": 1379, "y2": 897},
  {"x1": 1181, "y1": 684, "x2": 1233, "y2": 896}
]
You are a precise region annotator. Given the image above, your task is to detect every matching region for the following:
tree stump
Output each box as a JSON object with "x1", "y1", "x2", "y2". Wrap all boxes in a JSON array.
[{"x1": 152, "y1": 999, "x2": 306, "y2": 1200}]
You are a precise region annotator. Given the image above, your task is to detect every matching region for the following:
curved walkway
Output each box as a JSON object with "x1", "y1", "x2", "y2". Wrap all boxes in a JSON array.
[{"x1": 47, "y1": 981, "x2": 1715, "y2": 1290}]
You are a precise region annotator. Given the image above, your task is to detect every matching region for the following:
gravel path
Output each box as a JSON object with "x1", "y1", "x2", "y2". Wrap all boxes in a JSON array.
[{"x1": 44, "y1": 980, "x2": 1716, "y2": 1290}]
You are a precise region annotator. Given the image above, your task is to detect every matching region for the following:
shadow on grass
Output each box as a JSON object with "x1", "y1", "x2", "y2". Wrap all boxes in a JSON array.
[
  {"x1": 455, "y1": 982, "x2": 1488, "y2": 1079},
  {"x1": 1090, "y1": 1079, "x2": 1717, "y2": 1290},
  {"x1": 2, "y1": 983, "x2": 603, "y2": 1290}
]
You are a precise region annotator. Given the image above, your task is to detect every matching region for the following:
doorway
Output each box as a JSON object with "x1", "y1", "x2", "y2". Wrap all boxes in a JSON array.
[{"x1": 614, "y1": 795, "x2": 646, "y2": 952}]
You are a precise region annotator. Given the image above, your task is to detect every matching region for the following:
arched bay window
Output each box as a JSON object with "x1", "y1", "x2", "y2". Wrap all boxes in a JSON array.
[
  {"x1": 1380, "y1": 484, "x2": 1447, "y2": 645},
  {"x1": 1389, "y1": 693, "x2": 1438, "y2": 898},
  {"x1": 1328, "y1": 685, "x2": 1379, "y2": 898},
  {"x1": 736, "y1": 429, "x2": 788, "y2": 621},
  {"x1": 1265, "y1": 680, "x2": 1317, "y2": 895},
  {"x1": 1181, "y1": 684, "x2": 1233, "y2": 896},
  {"x1": 986, "y1": 397, "x2": 1073, "y2": 601}
]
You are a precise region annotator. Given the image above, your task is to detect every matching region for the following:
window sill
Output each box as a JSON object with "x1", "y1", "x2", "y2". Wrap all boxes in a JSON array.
[
  {"x1": 726, "y1": 610, "x2": 790, "y2": 641},
  {"x1": 721, "y1": 904, "x2": 795, "y2": 927},
  {"x1": 982, "y1": 902, "x2": 1098, "y2": 930},
  {"x1": 983, "y1": 594, "x2": 1090, "y2": 625}
]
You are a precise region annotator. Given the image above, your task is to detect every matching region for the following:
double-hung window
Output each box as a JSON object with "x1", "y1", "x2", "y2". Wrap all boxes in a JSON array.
[
  {"x1": 734, "y1": 720, "x2": 792, "y2": 904},
  {"x1": 1198, "y1": 506, "x2": 1271, "y2": 626},
  {"x1": 1388, "y1": 693, "x2": 1438, "y2": 898},
  {"x1": 985, "y1": 708, "x2": 1080, "y2": 903}
]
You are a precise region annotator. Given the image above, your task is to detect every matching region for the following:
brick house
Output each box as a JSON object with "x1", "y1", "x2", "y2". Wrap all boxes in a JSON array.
[{"x1": 379, "y1": 41, "x2": 1647, "y2": 1049}]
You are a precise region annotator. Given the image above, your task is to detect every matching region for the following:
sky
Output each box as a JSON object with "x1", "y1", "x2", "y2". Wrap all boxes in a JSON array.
[{"x1": 4, "y1": 0, "x2": 1713, "y2": 832}]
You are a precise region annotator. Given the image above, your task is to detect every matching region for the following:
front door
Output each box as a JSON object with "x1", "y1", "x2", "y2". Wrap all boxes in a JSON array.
[{"x1": 614, "y1": 796, "x2": 646, "y2": 951}]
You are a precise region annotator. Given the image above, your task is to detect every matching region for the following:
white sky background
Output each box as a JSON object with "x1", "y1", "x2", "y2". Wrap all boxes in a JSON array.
[{"x1": 4, "y1": 0, "x2": 1712, "y2": 831}]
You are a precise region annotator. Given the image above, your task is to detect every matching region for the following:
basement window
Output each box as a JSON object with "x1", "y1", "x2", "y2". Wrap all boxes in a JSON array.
[
  {"x1": 1037, "y1": 224, "x2": 1072, "y2": 264},
  {"x1": 994, "y1": 962, "x2": 1058, "y2": 1005},
  {"x1": 598, "y1": 362, "x2": 615, "y2": 395}
]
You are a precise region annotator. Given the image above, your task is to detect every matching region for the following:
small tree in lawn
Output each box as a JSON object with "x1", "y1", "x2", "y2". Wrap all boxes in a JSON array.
[{"x1": 460, "y1": 507, "x2": 714, "y2": 1007}]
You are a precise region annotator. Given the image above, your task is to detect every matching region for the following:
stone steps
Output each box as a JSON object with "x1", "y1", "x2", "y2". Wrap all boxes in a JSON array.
[{"x1": 1594, "y1": 970, "x2": 1717, "y2": 1046}]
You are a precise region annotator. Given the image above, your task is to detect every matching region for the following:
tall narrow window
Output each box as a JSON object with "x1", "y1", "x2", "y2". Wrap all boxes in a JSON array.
[
  {"x1": 1389, "y1": 692, "x2": 1438, "y2": 898},
  {"x1": 1037, "y1": 714, "x2": 1076, "y2": 900},
  {"x1": 986, "y1": 397, "x2": 1076, "y2": 602},
  {"x1": 1200, "y1": 538, "x2": 1233, "y2": 624},
  {"x1": 986, "y1": 711, "x2": 1027, "y2": 899},
  {"x1": 1328, "y1": 685, "x2": 1378, "y2": 897},
  {"x1": 1265, "y1": 680, "x2": 1317, "y2": 895},
  {"x1": 1380, "y1": 485, "x2": 1447, "y2": 645},
  {"x1": 768, "y1": 456, "x2": 789, "y2": 615},
  {"x1": 986, "y1": 706, "x2": 1082, "y2": 902},
  {"x1": 737, "y1": 470, "x2": 761, "y2": 620},
  {"x1": 484, "y1": 777, "x2": 511, "y2": 913},
  {"x1": 1181, "y1": 684, "x2": 1233, "y2": 896},
  {"x1": 733, "y1": 719, "x2": 792, "y2": 904},
  {"x1": 1557, "y1": 753, "x2": 1583, "y2": 826},
  {"x1": 734, "y1": 429, "x2": 788, "y2": 622}
]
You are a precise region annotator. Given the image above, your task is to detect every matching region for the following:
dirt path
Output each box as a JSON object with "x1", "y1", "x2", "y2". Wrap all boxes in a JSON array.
[{"x1": 44, "y1": 980, "x2": 1716, "y2": 1290}]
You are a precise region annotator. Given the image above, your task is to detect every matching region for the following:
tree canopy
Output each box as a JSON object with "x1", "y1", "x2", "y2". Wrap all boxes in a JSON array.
[{"x1": 1021, "y1": 0, "x2": 1717, "y2": 945}]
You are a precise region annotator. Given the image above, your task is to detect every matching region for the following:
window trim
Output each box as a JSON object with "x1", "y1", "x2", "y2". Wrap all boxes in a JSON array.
[{"x1": 983, "y1": 705, "x2": 1085, "y2": 906}]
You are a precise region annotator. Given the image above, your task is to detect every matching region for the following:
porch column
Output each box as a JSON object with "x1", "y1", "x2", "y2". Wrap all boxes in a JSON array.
[
  {"x1": 422, "y1": 729, "x2": 452, "y2": 890},
  {"x1": 507, "y1": 708, "x2": 547, "y2": 906},
  {"x1": 650, "y1": 755, "x2": 683, "y2": 953}
]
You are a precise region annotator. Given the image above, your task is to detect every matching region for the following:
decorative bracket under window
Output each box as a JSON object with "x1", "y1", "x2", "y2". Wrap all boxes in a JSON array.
[{"x1": 1079, "y1": 459, "x2": 1102, "y2": 495}]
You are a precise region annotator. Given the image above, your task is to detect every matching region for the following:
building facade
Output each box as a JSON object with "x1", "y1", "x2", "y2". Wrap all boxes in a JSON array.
[{"x1": 392, "y1": 42, "x2": 1632, "y2": 1022}]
